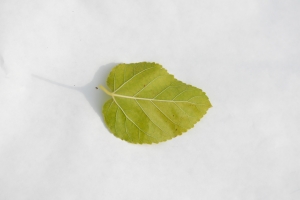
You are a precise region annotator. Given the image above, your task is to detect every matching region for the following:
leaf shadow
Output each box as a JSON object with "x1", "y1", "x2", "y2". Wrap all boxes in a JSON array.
[
  {"x1": 32, "y1": 62, "x2": 117, "y2": 124},
  {"x1": 0, "y1": 54, "x2": 7, "y2": 75}
]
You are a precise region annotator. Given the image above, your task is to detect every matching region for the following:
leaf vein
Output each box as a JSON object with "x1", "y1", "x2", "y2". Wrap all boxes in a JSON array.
[
  {"x1": 106, "y1": 100, "x2": 114, "y2": 113},
  {"x1": 134, "y1": 75, "x2": 164, "y2": 97},
  {"x1": 113, "y1": 97, "x2": 158, "y2": 142},
  {"x1": 114, "y1": 66, "x2": 155, "y2": 92},
  {"x1": 135, "y1": 99, "x2": 167, "y2": 136},
  {"x1": 187, "y1": 95, "x2": 203, "y2": 102},
  {"x1": 124, "y1": 117, "x2": 132, "y2": 141},
  {"x1": 112, "y1": 94, "x2": 204, "y2": 105},
  {"x1": 153, "y1": 85, "x2": 182, "y2": 99},
  {"x1": 173, "y1": 102, "x2": 195, "y2": 119},
  {"x1": 113, "y1": 71, "x2": 116, "y2": 91},
  {"x1": 123, "y1": 65, "x2": 126, "y2": 84},
  {"x1": 115, "y1": 107, "x2": 119, "y2": 135},
  {"x1": 151, "y1": 100, "x2": 186, "y2": 130},
  {"x1": 172, "y1": 86, "x2": 189, "y2": 100}
]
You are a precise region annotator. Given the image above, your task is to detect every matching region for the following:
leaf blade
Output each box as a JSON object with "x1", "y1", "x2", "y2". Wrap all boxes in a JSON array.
[{"x1": 100, "y1": 62, "x2": 212, "y2": 144}]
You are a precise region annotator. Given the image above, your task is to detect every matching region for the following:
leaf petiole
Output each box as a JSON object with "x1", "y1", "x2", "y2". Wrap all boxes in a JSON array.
[{"x1": 98, "y1": 85, "x2": 112, "y2": 96}]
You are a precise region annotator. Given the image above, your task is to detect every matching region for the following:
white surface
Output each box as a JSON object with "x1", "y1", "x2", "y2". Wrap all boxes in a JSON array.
[{"x1": 1, "y1": 0, "x2": 300, "y2": 199}]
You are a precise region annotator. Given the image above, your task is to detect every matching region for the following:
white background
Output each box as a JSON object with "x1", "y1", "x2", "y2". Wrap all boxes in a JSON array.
[{"x1": 1, "y1": 0, "x2": 300, "y2": 199}]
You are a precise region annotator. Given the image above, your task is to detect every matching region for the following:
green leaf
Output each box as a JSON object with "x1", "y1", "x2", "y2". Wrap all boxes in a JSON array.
[{"x1": 98, "y1": 62, "x2": 212, "y2": 144}]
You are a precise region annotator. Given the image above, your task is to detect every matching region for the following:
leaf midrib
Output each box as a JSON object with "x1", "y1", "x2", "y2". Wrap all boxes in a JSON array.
[{"x1": 99, "y1": 85, "x2": 204, "y2": 105}]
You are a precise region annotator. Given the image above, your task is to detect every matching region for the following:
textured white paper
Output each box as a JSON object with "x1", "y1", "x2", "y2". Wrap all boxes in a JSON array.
[{"x1": 1, "y1": 0, "x2": 300, "y2": 199}]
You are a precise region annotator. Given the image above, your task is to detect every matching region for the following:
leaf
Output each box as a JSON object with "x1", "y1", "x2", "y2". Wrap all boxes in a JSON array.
[{"x1": 98, "y1": 62, "x2": 212, "y2": 144}]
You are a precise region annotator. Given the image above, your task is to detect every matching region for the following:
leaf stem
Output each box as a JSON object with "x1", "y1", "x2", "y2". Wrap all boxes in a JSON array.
[{"x1": 98, "y1": 85, "x2": 112, "y2": 96}]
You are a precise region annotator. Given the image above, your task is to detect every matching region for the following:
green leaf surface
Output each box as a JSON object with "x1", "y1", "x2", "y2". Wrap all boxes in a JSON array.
[{"x1": 99, "y1": 62, "x2": 212, "y2": 144}]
